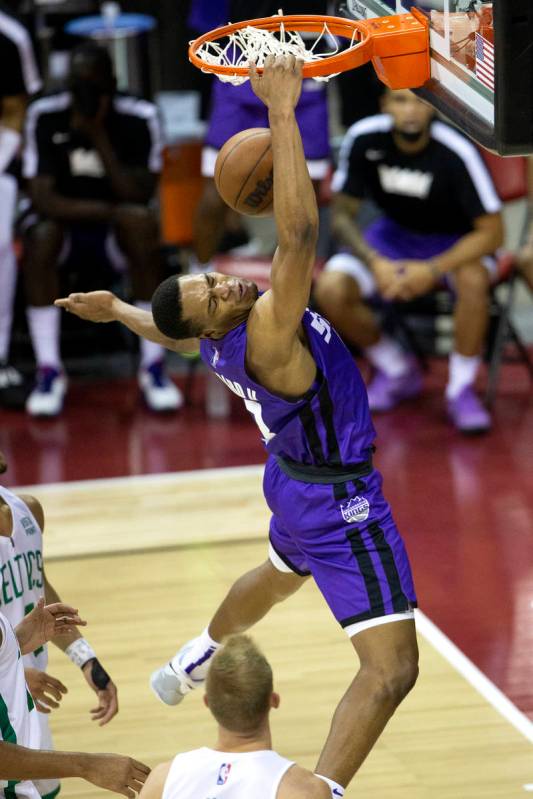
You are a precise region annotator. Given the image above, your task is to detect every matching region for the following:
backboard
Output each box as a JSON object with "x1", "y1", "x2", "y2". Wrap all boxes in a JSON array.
[{"x1": 338, "y1": 1, "x2": 533, "y2": 155}]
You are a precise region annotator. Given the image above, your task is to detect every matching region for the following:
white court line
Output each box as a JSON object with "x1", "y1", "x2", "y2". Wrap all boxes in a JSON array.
[
  {"x1": 416, "y1": 610, "x2": 533, "y2": 745},
  {"x1": 12, "y1": 463, "x2": 265, "y2": 495},
  {"x1": 10, "y1": 465, "x2": 533, "y2": 748}
]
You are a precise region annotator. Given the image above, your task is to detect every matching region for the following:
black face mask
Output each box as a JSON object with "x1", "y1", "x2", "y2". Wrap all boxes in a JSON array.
[{"x1": 71, "y1": 81, "x2": 107, "y2": 118}]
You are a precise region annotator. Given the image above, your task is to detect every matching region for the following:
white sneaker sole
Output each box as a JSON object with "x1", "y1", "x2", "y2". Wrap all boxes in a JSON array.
[{"x1": 149, "y1": 663, "x2": 188, "y2": 706}]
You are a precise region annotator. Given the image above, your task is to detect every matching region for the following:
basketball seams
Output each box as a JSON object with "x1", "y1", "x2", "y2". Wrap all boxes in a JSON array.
[
  {"x1": 215, "y1": 129, "x2": 270, "y2": 193},
  {"x1": 233, "y1": 142, "x2": 272, "y2": 212}
]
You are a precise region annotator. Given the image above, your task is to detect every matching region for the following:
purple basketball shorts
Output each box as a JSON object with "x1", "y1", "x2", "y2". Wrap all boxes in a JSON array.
[
  {"x1": 202, "y1": 78, "x2": 330, "y2": 179},
  {"x1": 263, "y1": 456, "x2": 417, "y2": 636},
  {"x1": 325, "y1": 216, "x2": 497, "y2": 296}
]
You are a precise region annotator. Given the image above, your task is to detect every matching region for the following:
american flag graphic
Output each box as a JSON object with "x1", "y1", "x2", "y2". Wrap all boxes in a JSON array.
[{"x1": 475, "y1": 31, "x2": 495, "y2": 91}]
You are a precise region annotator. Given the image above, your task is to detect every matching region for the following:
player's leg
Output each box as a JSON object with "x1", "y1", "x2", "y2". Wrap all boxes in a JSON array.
[
  {"x1": 111, "y1": 204, "x2": 182, "y2": 412},
  {"x1": 278, "y1": 466, "x2": 418, "y2": 788},
  {"x1": 315, "y1": 618, "x2": 418, "y2": 787},
  {"x1": 0, "y1": 174, "x2": 23, "y2": 404},
  {"x1": 151, "y1": 518, "x2": 308, "y2": 705},
  {"x1": 23, "y1": 218, "x2": 67, "y2": 417},
  {"x1": 314, "y1": 245, "x2": 420, "y2": 411},
  {"x1": 446, "y1": 258, "x2": 491, "y2": 433}
]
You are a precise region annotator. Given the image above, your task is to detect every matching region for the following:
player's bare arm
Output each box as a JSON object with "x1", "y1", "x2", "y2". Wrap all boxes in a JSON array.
[
  {"x1": 137, "y1": 761, "x2": 171, "y2": 799},
  {"x1": 332, "y1": 193, "x2": 377, "y2": 267},
  {"x1": 278, "y1": 765, "x2": 331, "y2": 799},
  {"x1": 0, "y1": 743, "x2": 150, "y2": 797},
  {"x1": 55, "y1": 291, "x2": 199, "y2": 354},
  {"x1": 429, "y1": 211, "x2": 503, "y2": 273},
  {"x1": 30, "y1": 174, "x2": 113, "y2": 224},
  {"x1": 246, "y1": 56, "x2": 319, "y2": 397}
]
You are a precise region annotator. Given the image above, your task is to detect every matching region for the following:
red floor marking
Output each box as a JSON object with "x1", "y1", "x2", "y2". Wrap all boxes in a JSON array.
[{"x1": 1, "y1": 360, "x2": 532, "y2": 720}]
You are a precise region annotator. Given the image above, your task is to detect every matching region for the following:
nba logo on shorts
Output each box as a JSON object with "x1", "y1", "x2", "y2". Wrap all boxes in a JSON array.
[
  {"x1": 216, "y1": 763, "x2": 232, "y2": 785},
  {"x1": 340, "y1": 496, "x2": 370, "y2": 523}
]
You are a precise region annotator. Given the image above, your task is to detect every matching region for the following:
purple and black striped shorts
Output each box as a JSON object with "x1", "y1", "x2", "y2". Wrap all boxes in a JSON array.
[{"x1": 264, "y1": 456, "x2": 417, "y2": 633}]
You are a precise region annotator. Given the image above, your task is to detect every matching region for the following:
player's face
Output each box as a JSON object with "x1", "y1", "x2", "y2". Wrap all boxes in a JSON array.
[
  {"x1": 179, "y1": 272, "x2": 259, "y2": 339},
  {"x1": 384, "y1": 89, "x2": 434, "y2": 137}
]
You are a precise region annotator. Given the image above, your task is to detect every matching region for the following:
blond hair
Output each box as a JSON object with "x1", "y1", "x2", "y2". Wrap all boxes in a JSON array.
[{"x1": 205, "y1": 635, "x2": 273, "y2": 733}]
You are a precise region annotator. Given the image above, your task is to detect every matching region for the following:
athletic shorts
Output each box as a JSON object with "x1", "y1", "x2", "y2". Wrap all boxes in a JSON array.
[
  {"x1": 264, "y1": 456, "x2": 417, "y2": 638},
  {"x1": 324, "y1": 216, "x2": 498, "y2": 297},
  {"x1": 202, "y1": 78, "x2": 330, "y2": 180}
]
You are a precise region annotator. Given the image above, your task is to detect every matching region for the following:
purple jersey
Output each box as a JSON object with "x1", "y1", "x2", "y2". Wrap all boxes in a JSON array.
[{"x1": 199, "y1": 307, "x2": 376, "y2": 466}]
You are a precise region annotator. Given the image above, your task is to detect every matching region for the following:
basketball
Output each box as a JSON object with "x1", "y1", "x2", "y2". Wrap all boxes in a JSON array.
[{"x1": 214, "y1": 128, "x2": 273, "y2": 217}]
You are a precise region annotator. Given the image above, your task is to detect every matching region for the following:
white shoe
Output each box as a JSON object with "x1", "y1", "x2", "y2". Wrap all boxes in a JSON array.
[
  {"x1": 138, "y1": 360, "x2": 183, "y2": 412},
  {"x1": 150, "y1": 641, "x2": 203, "y2": 706},
  {"x1": 26, "y1": 367, "x2": 67, "y2": 417}
]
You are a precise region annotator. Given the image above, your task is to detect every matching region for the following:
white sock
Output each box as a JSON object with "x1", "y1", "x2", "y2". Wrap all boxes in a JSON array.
[
  {"x1": 365, "y1": 335, "x2": 410, "y2": 378},
  {"x1": 0, "y1": 244, "x2": 16, "y2": 361},
  {"x1": 315, "y1": 774, "x2": 345, "y2": 797},
  {"x1": 446, "y1": 352, "x2": 481, "y2": 400},
  {"x1": 26, "y1": 306, "x2": 62, "y2": 369},
  {"x1": 173, "y1": 627, "x2": 221, "y2": 681},
  {"x1": 135, "y1": 301, "x2": 165, "y2": 367}
]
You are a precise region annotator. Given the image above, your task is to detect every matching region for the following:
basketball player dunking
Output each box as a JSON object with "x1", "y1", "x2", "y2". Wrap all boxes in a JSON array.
[{"x1": 56, "y1": 56, "x2": 419, "y2": 793}]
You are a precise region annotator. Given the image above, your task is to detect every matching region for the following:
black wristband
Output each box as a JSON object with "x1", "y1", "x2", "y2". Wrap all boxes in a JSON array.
[{"x1": 88, "y1": 657, "x2": 111, "y2": 690}]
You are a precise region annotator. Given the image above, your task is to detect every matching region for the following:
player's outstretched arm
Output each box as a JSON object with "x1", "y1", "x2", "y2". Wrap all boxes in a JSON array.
[
  {"x1": 0, "y1": 743, "x2": 150, "y2": 797},
  {"x1": 248, "y1": 57, "x2": 318, "y2": 358},
  {"x1": 55, "y1": 291, "x2": 199, "y2": 354}
]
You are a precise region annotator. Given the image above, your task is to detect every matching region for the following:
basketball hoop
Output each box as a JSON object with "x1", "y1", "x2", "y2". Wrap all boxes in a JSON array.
[{"x1": 189, "y1": 11, "x2": 430, "y2": 90}]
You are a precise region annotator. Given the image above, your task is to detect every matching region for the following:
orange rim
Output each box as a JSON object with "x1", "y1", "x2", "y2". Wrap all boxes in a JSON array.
[{"x1": 188, "y1": 14, "x2": 373, "y2": 78}]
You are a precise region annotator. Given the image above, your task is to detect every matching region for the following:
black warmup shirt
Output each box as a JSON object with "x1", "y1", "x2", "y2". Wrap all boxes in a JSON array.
[
  {"x1": 0, "y1": 3, "x2": 41, "y2": 99},
  {"x1": 332, "y1": 114, "x2": 501, "y2": 235},
  {"x1": 23, "y1": 92, "x2": 162, "y2": 201}
]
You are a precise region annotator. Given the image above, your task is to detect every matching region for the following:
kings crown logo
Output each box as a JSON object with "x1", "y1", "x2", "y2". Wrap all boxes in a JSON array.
[{"x1": 340, "y1": 496, "x2": 370, "y2": 524}]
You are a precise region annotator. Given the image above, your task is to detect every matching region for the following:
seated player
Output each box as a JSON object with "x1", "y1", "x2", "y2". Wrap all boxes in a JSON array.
[
  {"x1": 313, "y1": 89, "x2": 504, "y2": 434},
  {"x1": 21, "y1": 42, "x2": 181, "y2": 416},
  {"x1": 188, "y1": 0, "x2": 330, "y2": 270},
  {"x1": 140, "y1": 636, "x2": 332, "y2": 799}
]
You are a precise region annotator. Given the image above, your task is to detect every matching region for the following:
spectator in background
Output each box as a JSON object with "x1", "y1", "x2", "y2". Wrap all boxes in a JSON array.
[
  {"x1": 314, "y1": 90, "x2": 503, "y2": 434},
  {"x1": 22, "y1": 42, "x2": 182, "y2": 417},
  {"x1": 0, "y1": 1, "x2": 42, "y2": 407},
  {"x1": 188, "y1": 0, "x2": 331, "y2": 270}
]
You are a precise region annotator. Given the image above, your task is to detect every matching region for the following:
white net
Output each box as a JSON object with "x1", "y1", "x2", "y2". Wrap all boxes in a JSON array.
[{"x1": 191, "y1": 18, "x2": 360, "y2": 85}]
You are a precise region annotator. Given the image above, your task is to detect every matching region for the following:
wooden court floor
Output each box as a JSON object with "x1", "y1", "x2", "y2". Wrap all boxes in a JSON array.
[{"x1": 31, "y1": 469, "x2": 533, "y2": 799}]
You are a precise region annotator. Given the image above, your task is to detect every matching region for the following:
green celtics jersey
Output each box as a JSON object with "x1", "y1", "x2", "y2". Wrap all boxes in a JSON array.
[
  {"x1": 0, "y1": 611, "x2": 41, "y2": 799},
  {"x1": 0, "y1": 488, "x2": 46, "y2": 673}
]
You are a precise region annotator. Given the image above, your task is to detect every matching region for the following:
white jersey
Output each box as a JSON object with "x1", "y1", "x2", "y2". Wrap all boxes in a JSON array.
[
  {"x1": 0, "y1": 487, "x2": 47, "y2": 673},
  {"x1": 162, "y1": 747, "x2": 294, "y2": 799},
  {"x1": 0, "y1": 611, "x2": 41, "y2": 799}
]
